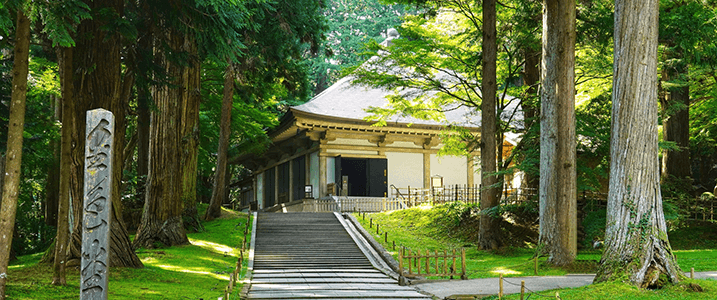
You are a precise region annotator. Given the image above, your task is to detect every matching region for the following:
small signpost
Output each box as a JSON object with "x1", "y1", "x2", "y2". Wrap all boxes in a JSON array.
[{"x1": 81, "y1": 109, "x2": 114, "y2": 300}]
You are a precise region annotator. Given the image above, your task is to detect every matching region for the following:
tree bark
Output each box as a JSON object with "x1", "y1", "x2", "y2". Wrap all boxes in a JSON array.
[
  {"x1": 522, "y1": 46, "x2": 540, "y2": 192},
  {"x1": 478, "y1": 0, "x2": 501, "y2": 251},
  {"x1": 52, "y1": 46, "x2": 74, "y2": 286},
  {"x1": 594, "y1": 0, "x2": 683, "y2": 287},
  {"x1": 67, "y1": 0, "x2": 143, "y2": 268},
  {"x1": 180, "y1": 40, "x2": 201, "y2": 231},
  {"x1": 659, "y1": 54, "x2": 691, "y2": 183},
  {"x1": 133, "y1": 29, "x2": 192, "y2": 248},
  {"x1": 206, "y1": 64, "x2": 234, "y2": 220},
  {"x1": 45, "y1": 94, "x2": 61, "y2": 227},
  {"x1": 539, "y1": 0, "x2": 577, "y2": 266},
  {"x1": 0, "y1": 10, "x2": 30, "y2": 298}
]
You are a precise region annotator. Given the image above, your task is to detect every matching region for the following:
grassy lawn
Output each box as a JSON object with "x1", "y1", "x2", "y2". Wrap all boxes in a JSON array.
[
  {"x1": 6, "y1": 207, "x2": 251, "y2": 300},
  {"x1": 493, "y1": 279, "x2": 717, "y2": 300},
  {"x1": 353, "y1": 203, "x2": 717, "y2": 298}
]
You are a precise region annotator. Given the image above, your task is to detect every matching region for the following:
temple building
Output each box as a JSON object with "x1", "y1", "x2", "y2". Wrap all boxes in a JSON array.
[{"x1": 233, "y1": 70, "x2": 523, "y2": 211}]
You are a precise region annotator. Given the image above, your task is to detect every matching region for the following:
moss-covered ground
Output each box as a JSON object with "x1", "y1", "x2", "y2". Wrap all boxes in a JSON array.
[{"x1": 5, "y1": 206, "x2": 250, "y2": 300}]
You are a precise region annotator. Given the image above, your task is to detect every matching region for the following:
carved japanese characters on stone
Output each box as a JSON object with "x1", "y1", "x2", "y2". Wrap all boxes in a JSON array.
[{"x1": 81, "y1": 109, "x2": 114, "y2": 300}]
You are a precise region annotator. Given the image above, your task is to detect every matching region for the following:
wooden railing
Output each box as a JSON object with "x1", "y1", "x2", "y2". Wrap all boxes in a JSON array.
[
  {"x1": 338, "y1": 197, "x2": 407, "y2": 212},
  {"x1": 398, "y1": 248, "x2": 466, "y2": 280},
  {"x1": 304, "y1": 198, "x2": 340, "y2": 212}
]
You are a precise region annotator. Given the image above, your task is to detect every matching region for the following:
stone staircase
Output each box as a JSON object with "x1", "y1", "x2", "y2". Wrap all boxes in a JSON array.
[{"x1": 246, "y1": 212, "x2": 431, "y2": 299}]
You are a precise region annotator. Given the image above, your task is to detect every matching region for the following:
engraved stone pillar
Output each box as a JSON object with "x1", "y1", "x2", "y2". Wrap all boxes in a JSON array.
[{"x1": 81, "y1": 109, "x2": 114, "y2": 300}]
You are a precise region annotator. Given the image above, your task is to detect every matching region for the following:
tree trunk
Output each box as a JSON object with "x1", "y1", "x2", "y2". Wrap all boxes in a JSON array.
[
  {"x1": 67, "y1": 0, "x2": 143, "y2": 268},
  {"x1": 539, "y1": 0, "x2": 577, "y2": 266},
  {"x1": 594, "y1": 0, "x2": 683, "y2": 287},
  {"x1": 133, "y1": 29, "x2": 192, "y2": 248},
  {"x1": 659, "y1": 55, "x2": 691, "y2": 184},
  {"x1": 206, "y1": 64, "x2": 234, "y2": 220},
  {"x1": 52, "y1": 46, "x2": 74, "y2": 286},
  {"x1": 0, "y1": 10, "x2": 30, "y2": 298},
  {"x1": 180, "y1": 41, "x2": 201, "y2": 231},
  {"x1": 45, "y1": 94, "x2": 61, "y2": 227},
  {"x1": 478, "y1": 0, "x2": 501, "y2": 251},
  {"x1": 522, "y1": 47, "x2": 540, "y2": 193}
]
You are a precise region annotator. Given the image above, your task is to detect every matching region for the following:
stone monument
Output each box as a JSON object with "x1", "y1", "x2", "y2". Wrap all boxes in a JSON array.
[{"x1": 81, "y1": 109, "x2": 114, "y2": 300}]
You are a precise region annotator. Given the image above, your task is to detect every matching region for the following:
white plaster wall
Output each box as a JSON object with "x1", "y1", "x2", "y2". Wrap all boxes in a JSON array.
[
  {"x1": 431, "y1": 154, "x2": 468, "y2": 186},
  {"x1": 310, "y1": 152, "x2": 320, "y2": 198},
  {"x1": 386, "y1": 152, "x2": 423, "y2": 189},
  {"x1": 471, "y1": 156, "x2": 481, "y2": 186},
  {"x1": 256, "y1": 172, "x2": 264, "y2": 209}
]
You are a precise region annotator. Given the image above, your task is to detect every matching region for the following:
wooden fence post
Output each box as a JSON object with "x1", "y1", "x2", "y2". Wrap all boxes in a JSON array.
[
  {"x1": 499, "y1": 274, "x2": 503, "y2": 299},
  {"x1": 398, "y1": 249, "x2": 404, "y2": 277},
  {"x1": 425, "y1": 249, "x2": 429, "y2": 275},
  {"x1": 461, "y1": 248, "x2": 467, "y2": 279}
]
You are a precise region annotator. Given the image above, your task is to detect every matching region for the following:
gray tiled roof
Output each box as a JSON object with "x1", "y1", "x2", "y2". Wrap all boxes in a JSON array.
[
  {"x1": 292, "y1": 76, "x2": 482, "y2": 128},
  {"x1": 292, "y1": 75, "x2": 523, "y2": 130}
]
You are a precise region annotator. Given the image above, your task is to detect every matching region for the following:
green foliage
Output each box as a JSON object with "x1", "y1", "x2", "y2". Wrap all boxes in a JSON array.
[
  {"x1": 583, "y1": 208, "x2": 607, "y2": 249},
  {"x1": 34, "y1": 0, "x2": 91, "y2": 47},
  {"x1": 575, "y1": 94, "x2": 611, "y2": 192},
  {"x1": 306, "y1": 0, "x2": 418, "y2": 95}
]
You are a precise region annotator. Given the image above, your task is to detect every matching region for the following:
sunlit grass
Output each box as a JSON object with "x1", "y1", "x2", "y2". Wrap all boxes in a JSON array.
[
  {"x1": 354, "y1": 206, "x2": 717, "y2": 280},
  {"x1": 189, "y1": 238, "x2": 238, "y2": 256},
  {"x1": 6, "y1": 206, "x2": 251, "y2": 300}
]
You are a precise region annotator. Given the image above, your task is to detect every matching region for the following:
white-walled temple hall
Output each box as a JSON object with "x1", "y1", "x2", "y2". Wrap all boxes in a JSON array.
[{"x1": 233, "y1": 75, "x2": 519, "y2": 210}]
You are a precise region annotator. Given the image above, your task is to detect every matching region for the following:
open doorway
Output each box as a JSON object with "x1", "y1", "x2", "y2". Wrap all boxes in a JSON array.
[{"x1": 335, "y1": 156, "x2": 387, "y2": 197}]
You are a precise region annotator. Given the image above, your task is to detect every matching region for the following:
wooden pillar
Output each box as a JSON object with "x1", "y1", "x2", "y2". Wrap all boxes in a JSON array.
[
  {"x1": 423, "y1": 152, "x2": 431, "y2": 189},
  {"x1": 319, "y1": 154, "x2": 327, "y2": 198},
  {"x1": 289, "y1": 159, "x2": 294, "y2": 202},
  {"x1": 274, "y1": 166, "x2": 279, "y2": 205},
  {"x1": 305, "y1": 154, "x2": 311, "y2": 186}
]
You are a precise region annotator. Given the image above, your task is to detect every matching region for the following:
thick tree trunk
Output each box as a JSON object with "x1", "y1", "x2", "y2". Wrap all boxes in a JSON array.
[
  {"x1": 478, "y1": 0, "x2": 501, "y2": 251},
  {"x1": 206, "y1": 65, "x2": 234, "y2": 220},
  {"x1": 594, "y1": 0, "x2": 683, "y2": 287},
  {"x1": 659, "y1": 57, "x2": 691, "y2": 183},
  {"x1": 52, "y1": 46, "x2": 74, "y2": 286},
  {"x1": 133, "y1": 29, "x2": 191, "y2": 248},
  {"x1": 67, "y1": 0, "x2": 143, "y2": 268},
  {"x1": 0, "y1": 10, "x2": 30, "y2": 298},
  {"x1": 539, "y1": 0, "x2": 577, "y2": 266}
]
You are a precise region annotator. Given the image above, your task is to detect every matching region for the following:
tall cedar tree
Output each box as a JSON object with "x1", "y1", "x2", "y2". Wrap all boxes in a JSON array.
[
  {"x1": 52, "y1": 46, "x2": 74, "y2": 285},
  {"x1": 539, "y1": 0, "x2": 577, "y2": 266},
  {"x1": 133, "y1": 28, "x2": 197, "y2": 248},
  {"x1": 66, "y1": 0, "x2": 142, "y2": 268},
  {"x1": 478, "y1": 0, "x2": 501, "y2": 251},
  {"x1": 205, "y1": 64, "x2": 234, "y2": 220},
  {"x1": 594, "y1": 0, "x2": 683, "y2": 287},
  {"x1": 0, "y1": 10, "x2": 30, "y2": 299}
]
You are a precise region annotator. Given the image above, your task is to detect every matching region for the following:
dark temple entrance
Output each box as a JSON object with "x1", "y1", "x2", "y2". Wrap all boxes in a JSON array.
[{"x1": 335, "y1": 156, "x2": 387, "y2": 197}]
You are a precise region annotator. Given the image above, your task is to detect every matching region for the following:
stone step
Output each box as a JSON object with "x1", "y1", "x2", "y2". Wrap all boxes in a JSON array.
[{"x1": 247, "y1": 212, "x2": 431, "y2": 299}]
